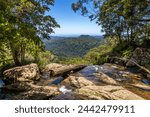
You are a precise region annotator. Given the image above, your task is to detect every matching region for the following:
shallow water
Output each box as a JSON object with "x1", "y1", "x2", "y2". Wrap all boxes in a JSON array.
[
  {"x1": 79, "y1": 65, "x2": 99, "y2": 76},
  {"x1": 141, "y1": 79, "x2": 150, "y2": 85},
  {"x1": 49, "y1": 76, "x2": 64, "y2": 85},
  {"x1": 78, "y1": 65, "x2": 101, "y2": 84},
  {"x1": 0, "y1": 79, "x2": 4, "y2": 88},
  {"x1": 78, "y1": 64, "x2": 124, "y2": 84}
]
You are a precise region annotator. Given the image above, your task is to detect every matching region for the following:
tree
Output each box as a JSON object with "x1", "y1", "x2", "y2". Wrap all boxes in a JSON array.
[
  {"x1": 0, "y1": 0, "x2": 59, "y2": 65},
  {"x1": 72, "y1": 0, "x2": 150, "y2": 44}
]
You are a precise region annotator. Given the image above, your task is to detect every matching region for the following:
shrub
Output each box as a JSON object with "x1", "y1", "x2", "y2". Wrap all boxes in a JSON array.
[
  {"x1": 122, "y1": 47, "x2": 134, "y2": 59},
  {"x1": 84, "y1": 37, "x2": 118, "y2": 65},
  {"x1": 59, "y1": 57, "x2": 89, "y2": 65},
  {"x1": 35, "y1": 51, "x2": 55, "y2": 69}
]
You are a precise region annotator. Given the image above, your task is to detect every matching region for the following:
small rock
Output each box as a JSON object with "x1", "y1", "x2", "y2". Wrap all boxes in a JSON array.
[{"x1": 147, "y1": 74, "x2": 150, "y2": 79}]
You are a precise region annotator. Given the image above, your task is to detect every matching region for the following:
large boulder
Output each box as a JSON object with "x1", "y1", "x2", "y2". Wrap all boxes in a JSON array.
[
  {"x1": 42, "y1": 63, "x2": 86, "y2": 77},
  {"x1": 126, "y1": 48, "x2": 150, "y2": 67},
  {"x1": 3, "y1": 63, "x2": 40, "y2": 85}
]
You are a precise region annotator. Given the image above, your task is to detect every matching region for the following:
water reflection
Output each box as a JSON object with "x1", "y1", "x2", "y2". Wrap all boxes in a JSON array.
[
  {"x1": 141, "y1": 79, "x2": 150, "y2": 85},
  {"x1": 49, "y1": 76, "x2": 64, "y2": 85}
]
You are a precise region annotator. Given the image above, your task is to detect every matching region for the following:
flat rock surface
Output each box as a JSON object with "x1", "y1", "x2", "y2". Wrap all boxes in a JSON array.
[{"x1": 76, "y1": 85, "x2": 145, "y2": 100}]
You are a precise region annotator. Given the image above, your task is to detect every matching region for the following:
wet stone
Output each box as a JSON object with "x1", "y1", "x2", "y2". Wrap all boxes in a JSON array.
[{"x1": 141, "y1": 79, "x2": 150, "y2": 85}]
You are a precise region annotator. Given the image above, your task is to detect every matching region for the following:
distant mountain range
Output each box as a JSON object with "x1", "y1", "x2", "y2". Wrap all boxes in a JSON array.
[
  {"x1": 49, "y1": 35, "x2": 103, "y2": 40},
  {"x1": 44, "y1": 35, "x2": 104, "y2": 59},
  {"x1": 78, "y1": 35, "x2": 103, "y2": 39}
]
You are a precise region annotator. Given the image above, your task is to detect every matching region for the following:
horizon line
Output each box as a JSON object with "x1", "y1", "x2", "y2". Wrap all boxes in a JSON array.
[{"x1": 51, "y1": 34, "x2": 104, "y2": 37}]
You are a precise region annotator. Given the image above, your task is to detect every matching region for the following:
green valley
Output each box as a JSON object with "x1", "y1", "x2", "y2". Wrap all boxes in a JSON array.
[{"x1": 44, "y1": 35, "x2": 103, "y2": 59}]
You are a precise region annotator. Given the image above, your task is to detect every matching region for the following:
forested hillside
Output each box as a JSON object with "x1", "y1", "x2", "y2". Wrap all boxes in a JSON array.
[{"x1": 45, "y1": 35, "x2": 102, "y2": 59}]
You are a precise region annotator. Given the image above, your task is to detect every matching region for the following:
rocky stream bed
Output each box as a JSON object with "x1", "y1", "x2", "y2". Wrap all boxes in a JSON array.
[{"x1": 0, "y1": 62, "x2": 150, "y2": 100}]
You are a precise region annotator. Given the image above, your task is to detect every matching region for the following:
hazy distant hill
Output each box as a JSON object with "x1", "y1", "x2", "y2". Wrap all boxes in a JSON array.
[
  {"x1": 79, "y1": 35, "x2": 103, "y2": 39},
  {"x1": 44, "y1": 35, "x2": 103, "y2": 59}
]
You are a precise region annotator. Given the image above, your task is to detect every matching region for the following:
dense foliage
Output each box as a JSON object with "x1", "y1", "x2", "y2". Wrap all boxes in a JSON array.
[
  {"x1": 84, "y1": 37, "x2": 135, "y2": 65},
  {"x1": 0, "y1": 0, "x2": 59, "y2": 67},
  {"x1": 84, "y1": 37, "x2": 117, "y2": 64}
]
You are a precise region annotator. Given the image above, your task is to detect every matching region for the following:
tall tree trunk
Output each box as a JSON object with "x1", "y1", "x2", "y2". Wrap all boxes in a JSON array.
[
  {"x1": 147, "y1": 24, "x2": 150, "y2": 40},
  {"x1": 127, "y1": 27, "x2": 130, "y2": 42},
  {"x1": 130, "y1": 27, "x2": 133, "y2": 41},
  {"x1": 12, "y1": 50, "x2": 21, "y2": 66},
  {"x1": 20, "y1": 44, "x2": 26, "y2": 65},
  {"x1": 117, "y1": 30, "x2": 122, "y2": 43},
  {"x1": 9, "y1": 42, "x2": 21, "y2": 66}
]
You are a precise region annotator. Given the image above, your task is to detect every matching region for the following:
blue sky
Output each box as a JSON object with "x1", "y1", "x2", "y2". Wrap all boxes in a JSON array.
[{"x1": 49, "y1": 0, "x2": 102, "y2": 36}]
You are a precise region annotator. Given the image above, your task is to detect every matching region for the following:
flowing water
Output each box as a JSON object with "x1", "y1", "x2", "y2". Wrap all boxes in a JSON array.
[{"x1": 55, "y1": 63, "x2": 150, "y2": 99}]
